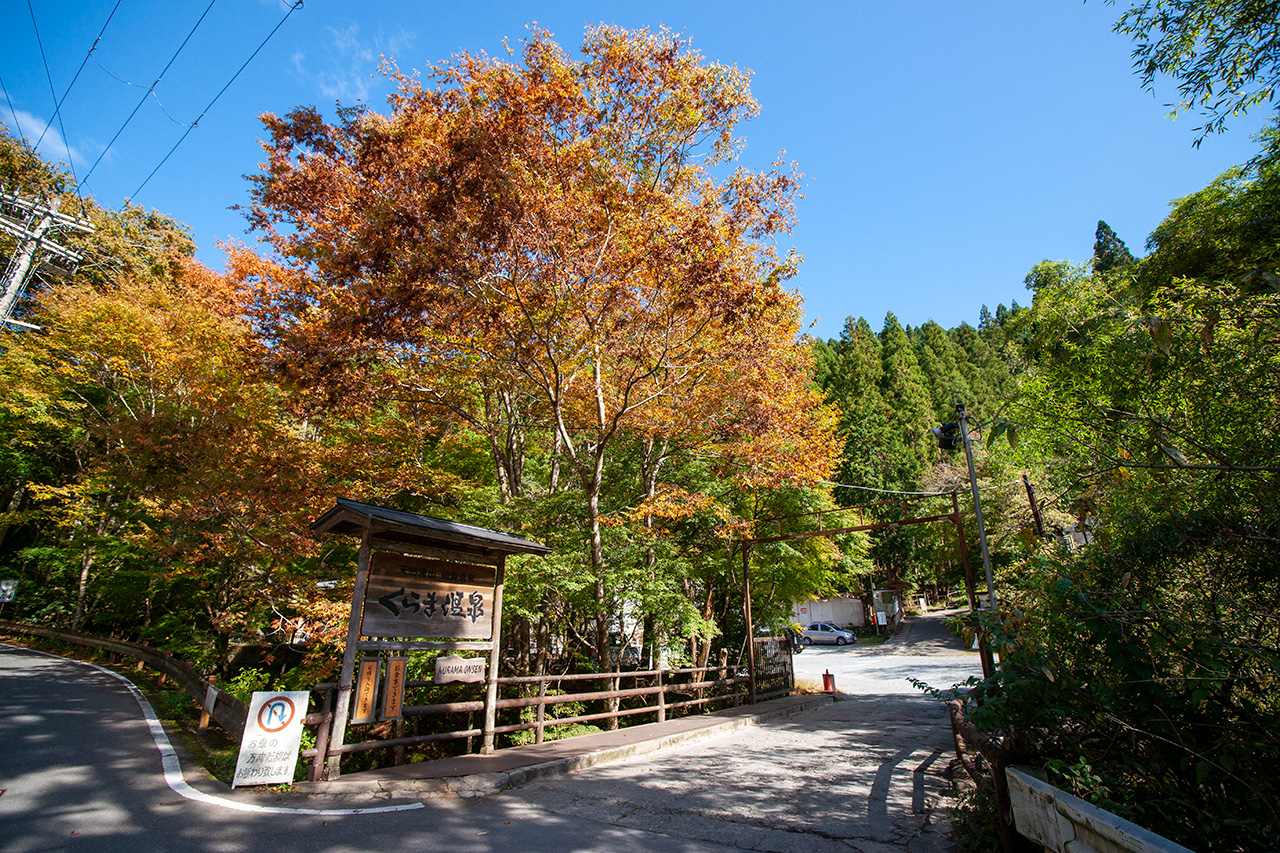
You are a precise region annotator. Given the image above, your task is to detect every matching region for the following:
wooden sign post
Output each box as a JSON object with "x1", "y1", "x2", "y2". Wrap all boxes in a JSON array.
[
  {"x1": 310, "y1": 499, "x2": 550, "y2": 780},
  {"x1": 326, "y1": 529, "x2": 372, "y2": 781}
]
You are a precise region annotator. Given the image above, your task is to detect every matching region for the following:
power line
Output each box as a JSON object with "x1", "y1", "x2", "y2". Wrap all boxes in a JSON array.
[
  {"x1": 131, "y1": 0, "x2": 304, "y2": 199},
  {"x1": 77, "y1": 0, "x2": 219, "y2": 193},
  {"x1": 26, "y1": 0, "x2": 80, "y2": 190},
  {"x1": 0, "y1": 73, "x2": 24, "y2": 141},
  {"x1": 32, "y1": 0, "x2": 123, "y2": 155},
  {"x1": 90, "y1": 56, "x2": 195, "y2": 127},
  {"x1": 825, "y1": 482, "x2": 950, "y2": 497}
]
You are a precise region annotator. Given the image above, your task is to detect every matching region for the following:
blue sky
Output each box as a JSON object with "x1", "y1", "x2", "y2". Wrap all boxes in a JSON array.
[{"x1": 2, "y1": 1, "x2": 1271, "y2": 340}]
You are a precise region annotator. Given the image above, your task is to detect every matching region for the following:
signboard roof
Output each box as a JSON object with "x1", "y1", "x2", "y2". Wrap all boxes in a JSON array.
[{"x1": 310, "y1": 498, "x2": 552, "y2": 559}]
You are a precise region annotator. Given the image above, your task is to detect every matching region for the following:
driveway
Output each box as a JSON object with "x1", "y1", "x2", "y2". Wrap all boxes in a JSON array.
[
  {"x1": 503, "y1": 610, "x2": 982, "y2": 852},
  {"x1": 792, "y1": 608, "x2": 982, "y2": 698}
]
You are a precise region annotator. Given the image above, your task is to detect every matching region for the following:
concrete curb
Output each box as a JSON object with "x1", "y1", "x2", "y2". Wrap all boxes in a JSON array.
[{"x1": 292, "y1": 693, "x2": 833, "y2": 802}]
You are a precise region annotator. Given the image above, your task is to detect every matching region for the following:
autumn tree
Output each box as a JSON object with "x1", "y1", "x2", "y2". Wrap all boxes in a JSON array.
[{"x1": 238, "y1": 26, "x2": 838, "y2": 668}]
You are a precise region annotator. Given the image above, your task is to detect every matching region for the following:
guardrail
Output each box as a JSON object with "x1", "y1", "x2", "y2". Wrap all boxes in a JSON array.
[
  {"x1": 948, "y1": 691, "x2": 1198, "y2": 853},
  {"x1": 0, "y1": 619, "x2": 248, "y2": 738},
  {"x1": 1006, "y1": 767, "x2": 1195, "y2": 853}
]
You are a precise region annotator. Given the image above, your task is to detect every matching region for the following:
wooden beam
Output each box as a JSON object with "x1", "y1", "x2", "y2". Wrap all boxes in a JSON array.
[
  {"x1": 325, "y1": 526, "x2": 372, "y2": 780},
  {"x1": 481, "y1": 555, "x2": 506, "y2": 754},
  {"x1": 747, "y1": 511, "x2": 957, "y2": 545},
  {"x1": 366, "y1": 538, "x2": 503, "y2": 566},
  {"x1": 742, "y1": 542, "x2": 756, "y2": 706},
  {"x1": 356, "y1": 640, "x2": 492, "y2": 652}
]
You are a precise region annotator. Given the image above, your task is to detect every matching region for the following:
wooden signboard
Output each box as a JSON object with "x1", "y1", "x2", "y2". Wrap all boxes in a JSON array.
[
  {"x1": 434, "y1": 654, "x2": 486, "y2": 684},
  {"x1": 382, "y1": 657, "x2": 406, "y2": 720},
  {"x1": 361, "y1": 552, "x2": 497, "y2": 640},
  {"x1": 352, "y1": 658, "x2": 380, "y2": 724}
]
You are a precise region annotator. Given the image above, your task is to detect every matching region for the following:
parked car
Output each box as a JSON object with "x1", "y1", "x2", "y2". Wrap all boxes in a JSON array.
[{"x1": 801, "y1": 622, "x2": 855, "y2": 646}]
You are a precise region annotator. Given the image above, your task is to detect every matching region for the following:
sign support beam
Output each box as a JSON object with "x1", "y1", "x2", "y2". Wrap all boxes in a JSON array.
[
  {"x1": 481, "y1": 555, "x2": 506, "y2": 754},
  {"x1": 742, "y1": 542, "x2": 756, "y2": 705},
  {"x1": 325, "y1": 526, "x2": 372, "y2": 780}
]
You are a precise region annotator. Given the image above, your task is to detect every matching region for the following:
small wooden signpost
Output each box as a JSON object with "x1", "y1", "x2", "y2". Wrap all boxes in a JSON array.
[{"x1": 310, "y1": 498, "x2": 551, "y2": 780}]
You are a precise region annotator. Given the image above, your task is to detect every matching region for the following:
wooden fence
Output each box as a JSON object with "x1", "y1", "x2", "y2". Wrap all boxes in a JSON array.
[
  {"x1": 0, "y1": 619, "x2": 249, "y2": 739},
  {"x1": 0, "y1": 621, "x2": 794, "y2": 782},
  {"x1": 303, "y1": 638, "x2": 794, "y2": 782}
]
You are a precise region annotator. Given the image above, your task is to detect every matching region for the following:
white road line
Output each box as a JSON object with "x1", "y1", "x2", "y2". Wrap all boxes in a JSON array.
[{"x1": 1, "y1": 642, "x2": 425, "y2": 816}]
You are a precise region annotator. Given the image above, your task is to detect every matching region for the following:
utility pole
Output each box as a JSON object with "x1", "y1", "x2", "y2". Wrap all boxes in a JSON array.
[
  {"x1": 0, "y1": 189, "x2": 93, "y2": 326},
  {"x1": 957, "y1": 402, "x2": 998, "y2": 613}
]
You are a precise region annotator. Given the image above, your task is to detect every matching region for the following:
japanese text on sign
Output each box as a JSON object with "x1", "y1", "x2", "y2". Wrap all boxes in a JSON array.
[
  {"x1": 232, "y1": 691, "x2": 310, "y2": 788},
  {"x1": 361, "y1": 552, "x2": 496, "y2": 640}
]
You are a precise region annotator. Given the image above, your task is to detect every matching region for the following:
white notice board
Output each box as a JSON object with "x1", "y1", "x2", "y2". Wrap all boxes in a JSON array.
[{"x1": 232, "y1": 691, "x2": 310, "y2": 788}]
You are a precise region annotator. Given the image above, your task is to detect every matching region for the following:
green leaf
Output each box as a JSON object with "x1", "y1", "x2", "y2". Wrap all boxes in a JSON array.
[{"x1": 1146, "y1": 316, "x2": 1173, "y2": 356}]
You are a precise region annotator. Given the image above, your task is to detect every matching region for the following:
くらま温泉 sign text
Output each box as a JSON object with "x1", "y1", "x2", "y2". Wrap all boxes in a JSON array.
[{"x1": 361, "y1": 552, "x2": 495, "y2": 640}]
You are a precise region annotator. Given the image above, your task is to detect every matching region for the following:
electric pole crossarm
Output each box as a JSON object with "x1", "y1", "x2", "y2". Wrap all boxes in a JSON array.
[
  {"x1": 0, "y1": 192, "x2": 94, "y2": 326},
  {"x1": 0, "y1": 191, "x2": 93, "y2": 233},
  {"x1": 0, "y1": 220, "x2": 86, "y2": 264}
]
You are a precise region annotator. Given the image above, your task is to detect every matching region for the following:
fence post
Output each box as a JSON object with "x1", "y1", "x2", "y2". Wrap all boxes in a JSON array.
[
  {"x1": 657, "y1": 669, "x2": 666, "y2": 723},
  {"x1": 309, "y1": 685, "x2": 334, "y2": 783},
  {"x1": 198, "y1": 674, "x2": 217, "y2": 732},
  {"x1": 535, "y1": 678, "x2": 547, "y2": 744}
]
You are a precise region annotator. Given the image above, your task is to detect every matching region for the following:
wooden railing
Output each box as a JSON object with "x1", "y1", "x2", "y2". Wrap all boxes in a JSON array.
[
  {"x1": 0, "y1": 619, "x2": 249, "y2": 739},
  {"x1": 0, "y1": 620, "x2": 794, "y2": 784},
  {"x1": 301, "y1": 663, "x2": 762, "y2": 780}
]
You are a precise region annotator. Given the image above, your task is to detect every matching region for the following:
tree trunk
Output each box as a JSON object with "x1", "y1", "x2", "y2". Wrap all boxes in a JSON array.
[
  {"x1": 73, "y1": 549, "x2": 95, "y2": 632},
  {"x1": 0, "y1": 484, "x2": 25, "y2": 550}
]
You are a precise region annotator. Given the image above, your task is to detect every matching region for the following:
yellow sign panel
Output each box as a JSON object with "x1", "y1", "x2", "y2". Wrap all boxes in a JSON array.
[
  {"x1": 362, "y1": 552, "x2": 496, "y2": 640},
  {"x1": 353, "y1": 658, "x2": 380, "y2": 724},
  {"x1": 383, "y1": 657, "x2": 406, "y2": 720}
]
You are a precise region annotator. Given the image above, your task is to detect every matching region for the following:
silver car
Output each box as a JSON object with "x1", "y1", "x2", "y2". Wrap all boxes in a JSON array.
[{"x1": 801, "y1": 622, "x2": 855, "y2": 646}]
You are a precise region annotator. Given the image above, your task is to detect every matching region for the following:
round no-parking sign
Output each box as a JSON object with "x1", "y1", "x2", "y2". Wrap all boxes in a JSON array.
[
  {"x1": 233, "y1": 691, "x2": 310, "y2": 788},
  {"x1": 257, "y1": 695, "x2": 297, "y2": 733}
]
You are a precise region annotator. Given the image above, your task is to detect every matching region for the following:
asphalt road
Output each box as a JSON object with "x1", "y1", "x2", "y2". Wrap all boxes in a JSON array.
[
  {"x1": 1, "y1": 617, "x2": 978, "y2": 853},
  {"x1": 792, "y1": 608, "x2": 982, "y2": 698}
]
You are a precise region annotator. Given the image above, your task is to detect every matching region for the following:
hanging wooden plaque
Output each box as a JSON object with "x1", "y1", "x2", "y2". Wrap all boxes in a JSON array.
[{"x1": 361, "y1": 551, "x2": 496, "y2": 640}]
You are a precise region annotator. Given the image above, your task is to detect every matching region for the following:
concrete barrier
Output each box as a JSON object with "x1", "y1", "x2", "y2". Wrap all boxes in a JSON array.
[{"x1": 1007, "y1": 766, "x2": 1196, "y2": 853}]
